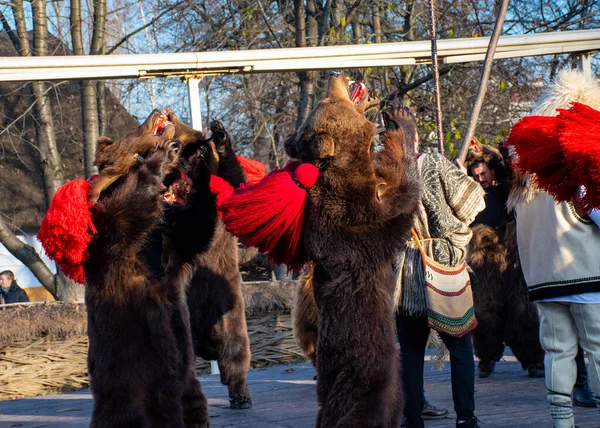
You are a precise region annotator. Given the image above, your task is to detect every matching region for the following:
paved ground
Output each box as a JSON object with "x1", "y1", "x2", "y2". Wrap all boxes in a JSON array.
[{"x1": 0, "y1": 357, "x2": 598, "y2": 428}]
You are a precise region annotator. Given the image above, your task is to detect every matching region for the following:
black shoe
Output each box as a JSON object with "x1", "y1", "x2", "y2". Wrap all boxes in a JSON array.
[
  {"x1": 422, "y1": 400, "x2": 449, "y2": 420},
  {"x1": 457, "y1": 416, "x2": 481, "y2": 428},
  {"x1": 573, "y1": 382, "x2": 597, "y2": 408},
  {"x1": 527, "y1": 362, "x2": 545, "y2": 378},
  {"x1": 478, "y1": 360, "x2": 495, "y2": 378}
]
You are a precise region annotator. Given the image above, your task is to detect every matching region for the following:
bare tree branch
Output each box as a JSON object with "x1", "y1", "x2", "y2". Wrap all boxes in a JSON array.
[
  {"x1": 105, "y1": 1, "x2": 184, "y2": 55},
  {"x1": 257, "y1": 0, "x2": 283, "y2": 48},
  {"x1": 0, "y1": 215, "x2": 57, "y2": 298},
  {"x1": 0, "y1": 8, "x2": 20, "y2": 50}
]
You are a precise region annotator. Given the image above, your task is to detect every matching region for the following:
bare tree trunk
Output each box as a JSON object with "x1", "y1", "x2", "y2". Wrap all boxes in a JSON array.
[
  {"x1": 373, "y1": 2, "x2": 382, "y2": 44},
  {"x1": 330, "y1": 0, "x2": 343, "y2": 29},
  {"x1": 400, "y1": 0, "x2": 416, "y2": 105},
  {"x1": 97, "y1": 80, "x2": 107, "y2": 137},
  {"x1": 0, "y1": 217, "x2": 57, "y2": 298},
  {"x1": 351, "y1": 15, "x2": 362, "y2": 43},
  {"x1": 31, "y1": 0, "x2": 65, "y2": 201},
  {"x1": 3, "y1": 1, "x2": 80, "y2": 302},
  {"x1": 92, "y1": 0, "x2": 107, "y2": 138},
  {"x1": 71, "y1": 0, "x2": 100, "y2": 177},
  {"x1": 54, "y1": 274, "x2": 85, "y2": 302},
  {"x1": 295, "y1": 0, "x2": 317, "y2": 129}
]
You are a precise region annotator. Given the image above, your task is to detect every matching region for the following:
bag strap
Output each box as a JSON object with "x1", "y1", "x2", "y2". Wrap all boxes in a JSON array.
[{"x1": 410, "y1": 228, "x2": 427, "y2": 263}]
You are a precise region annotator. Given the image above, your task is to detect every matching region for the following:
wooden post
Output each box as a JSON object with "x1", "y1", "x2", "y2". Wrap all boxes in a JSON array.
[{"x1": 457, "y1": 0, "x2": 510, "y2": 164}]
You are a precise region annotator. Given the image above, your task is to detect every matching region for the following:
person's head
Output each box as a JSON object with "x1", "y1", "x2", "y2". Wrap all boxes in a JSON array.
[
  {"x1": 398, "y1": 108, "x2": 419, "y2": 153},
  {"x1": 0, "y1": 271, "x2": 14, "y2": 289},
  {"x1": 470, "y1": 160, "x2": 496, "y2": 189}
]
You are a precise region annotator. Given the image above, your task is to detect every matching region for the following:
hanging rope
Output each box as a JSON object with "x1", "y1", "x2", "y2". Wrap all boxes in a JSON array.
[
  {"x1": 428, "y1": 0, "x2": 444, "y2": 154},
  {"x1": 457, "y1": 0, "x2": 510, "y2": 164}
]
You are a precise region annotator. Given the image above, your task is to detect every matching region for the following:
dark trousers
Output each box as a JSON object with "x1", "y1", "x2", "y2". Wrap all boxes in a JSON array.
[
  {"x1": 397, "y1": 315, "x2": 475, "y2": 427},
  {"x1": 575, "y1": 345, "x2": 588, "y2": 388}
]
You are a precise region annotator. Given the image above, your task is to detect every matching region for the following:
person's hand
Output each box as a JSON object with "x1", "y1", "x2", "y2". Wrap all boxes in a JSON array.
[{"x1": 454, "y1": 159, "x2": 467, "y2": 175}]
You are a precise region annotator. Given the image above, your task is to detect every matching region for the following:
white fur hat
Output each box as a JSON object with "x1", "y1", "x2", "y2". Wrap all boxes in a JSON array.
[{"x1": 531, "y1": 69, "x2": 600, "y2": 116}]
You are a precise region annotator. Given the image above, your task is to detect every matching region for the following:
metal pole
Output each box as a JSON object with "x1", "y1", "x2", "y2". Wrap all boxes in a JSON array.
[
  {"x1": 187, "y1": 77, "x2": 203, "y2": 131},
  {"x1": 428, "y1": 0, "x2": 444, "y2": 154},
  {"x1": 457, "y1": 0, "x2": 510, "y2": 164},
  {"x1": 186, "y1": 76, "x2": 220, "y2": 375},
  {"x1": 578, "y1": 52, "x2": 592, "y2": 76}
]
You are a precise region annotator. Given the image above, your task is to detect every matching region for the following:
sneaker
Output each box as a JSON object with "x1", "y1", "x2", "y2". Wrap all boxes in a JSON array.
[
  {"x1": 422, "y1": 400, "x2": 449, "y2": 420},
  {"x1": 527, "y1": 362, "x2": 545, "y2": 378},
  {"x1": 573, "y1": 382, "x2": 597, "y2": 408},
  {"x1": 478, "y1": 360, "x2": 495, "y2": 378}
]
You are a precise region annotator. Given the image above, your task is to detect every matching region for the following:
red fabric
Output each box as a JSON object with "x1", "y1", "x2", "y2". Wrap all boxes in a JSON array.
[
  {"x1": 37, "y1": 179, "x2": 97, "y2": 284},
  {"x1": 508, "y1": 103, "x2": 600, "y2": 210},
  {"x1": 237, "y1": 156, "x2": 267, "y2": 184},
  {"x1": 220, "y1": 161, "x2": 318, "y2": 271},
  {"x1": 507, "y1": 115, "x2": 579, "y2": 201},
  {"x1": 210, "y1": 174, "x2": 235, "y2": 214},
  {"x1": 557, "y1": 102, "x2": 600, "y2": 211}
]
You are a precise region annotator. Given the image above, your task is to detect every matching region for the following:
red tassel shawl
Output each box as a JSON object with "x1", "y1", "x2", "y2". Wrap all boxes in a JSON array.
[
  {"x1": 37, "y1": 179, "x2": 96, "y2": 284},
  {"x1": 220, "y1": 161, "x2": 319, "y2": 272},
  {"x1": 219, "y1": 79, "x2": 368, "y2": 270},
  {"x1": 236, "y1": 156, "x2": 267, "y2": 184}
]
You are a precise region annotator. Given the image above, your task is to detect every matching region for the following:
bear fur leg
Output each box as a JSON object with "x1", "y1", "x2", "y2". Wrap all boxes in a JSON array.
[
  {"x1": 187, "y1": 222, "x2": 252, "y2": 409},
  {"x1": 292, "y1": 266, "x2": 319, "y2": 366},
  {"x1": 469, "y1": 223, "x2": 545, "y2": 377}
]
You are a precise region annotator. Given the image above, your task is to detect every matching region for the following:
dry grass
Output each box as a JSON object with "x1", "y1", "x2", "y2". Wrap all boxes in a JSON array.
[
  {"x1": 243, "y1": 280, "x2": 296, "y2": 315},
  {"x1": 0, "y1": 281, "x2": 304, "y2": 400},
  {"x1": 0, "y1": 302, "x2": 87, "y2": 348}
]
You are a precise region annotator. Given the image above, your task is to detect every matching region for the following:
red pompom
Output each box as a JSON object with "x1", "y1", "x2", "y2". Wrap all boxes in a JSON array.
[
  {"x1": 295, "y1": 163, "x2": 319, "y2": 188},
  {"x1": 210, "y1": 174, "x2": 235, "y2": 214},
  {"x1": 37, "y1": 179, "x2": 97, "y2": 284},
  {"x1": 237, "y1": 156, "x2": 267, "y2": 184},
  {"x1": 220, "y1": 161, "x2": 319, "y2": 271}
]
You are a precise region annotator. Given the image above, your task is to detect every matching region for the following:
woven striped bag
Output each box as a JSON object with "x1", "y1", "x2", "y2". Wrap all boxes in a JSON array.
[{"x1": 411, "y1": 229, "x2": 477, "y2": 338}]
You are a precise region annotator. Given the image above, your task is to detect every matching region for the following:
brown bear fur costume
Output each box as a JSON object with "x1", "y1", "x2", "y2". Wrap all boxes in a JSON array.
[
  {"x1": 184, "y1": 120, "x2": 253, "y2": 409},
  {"x1": 292, "y1": 264, "x2": 318, "y2": 367},
  {"x1": 84, "y1": 111, "x2": 216, "y2": 428},
  {"x1": 469, "y1": 221, "x2": 545, "y2": 377},
  {"x1": 285, "y1": 73, "x2": 420, "y2": 427}
]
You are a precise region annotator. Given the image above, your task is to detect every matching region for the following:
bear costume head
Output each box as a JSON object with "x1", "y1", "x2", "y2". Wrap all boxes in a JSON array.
[
  {"x1": 90, "y1": 109, "x2": 220, "y2": 205},
  {"x1": 285, "y1": 72, "x2": 420, "y2": 267}
]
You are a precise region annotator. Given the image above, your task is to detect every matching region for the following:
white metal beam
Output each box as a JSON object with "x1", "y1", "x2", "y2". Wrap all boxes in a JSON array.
[
  {"x1": 0, "y1": 29, "x2": 598, "y2": 82},
  {"x1": 186, "y1": 77, "x2": 203, "y2": 131}
]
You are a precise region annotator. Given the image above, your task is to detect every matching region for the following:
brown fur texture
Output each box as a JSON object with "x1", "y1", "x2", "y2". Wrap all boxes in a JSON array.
[
  {"x1": 89, "y1": 111, "x2": 176, "y2": 203},
  {"x1": 286, "y1": 74, "x2": 421, "y2": 428},
  {"x1": 184, "y1": 120, "x2": 252, "y2": 409},
  {"x1": 84, "y1": 112, "x2": 216, "y2": 428},
  {"x1": 469, "y1": 222, "x2": 544, "y2": 373},
  {"x1": 292, "y1": 265, "x2": 319, "y2": 366}
]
